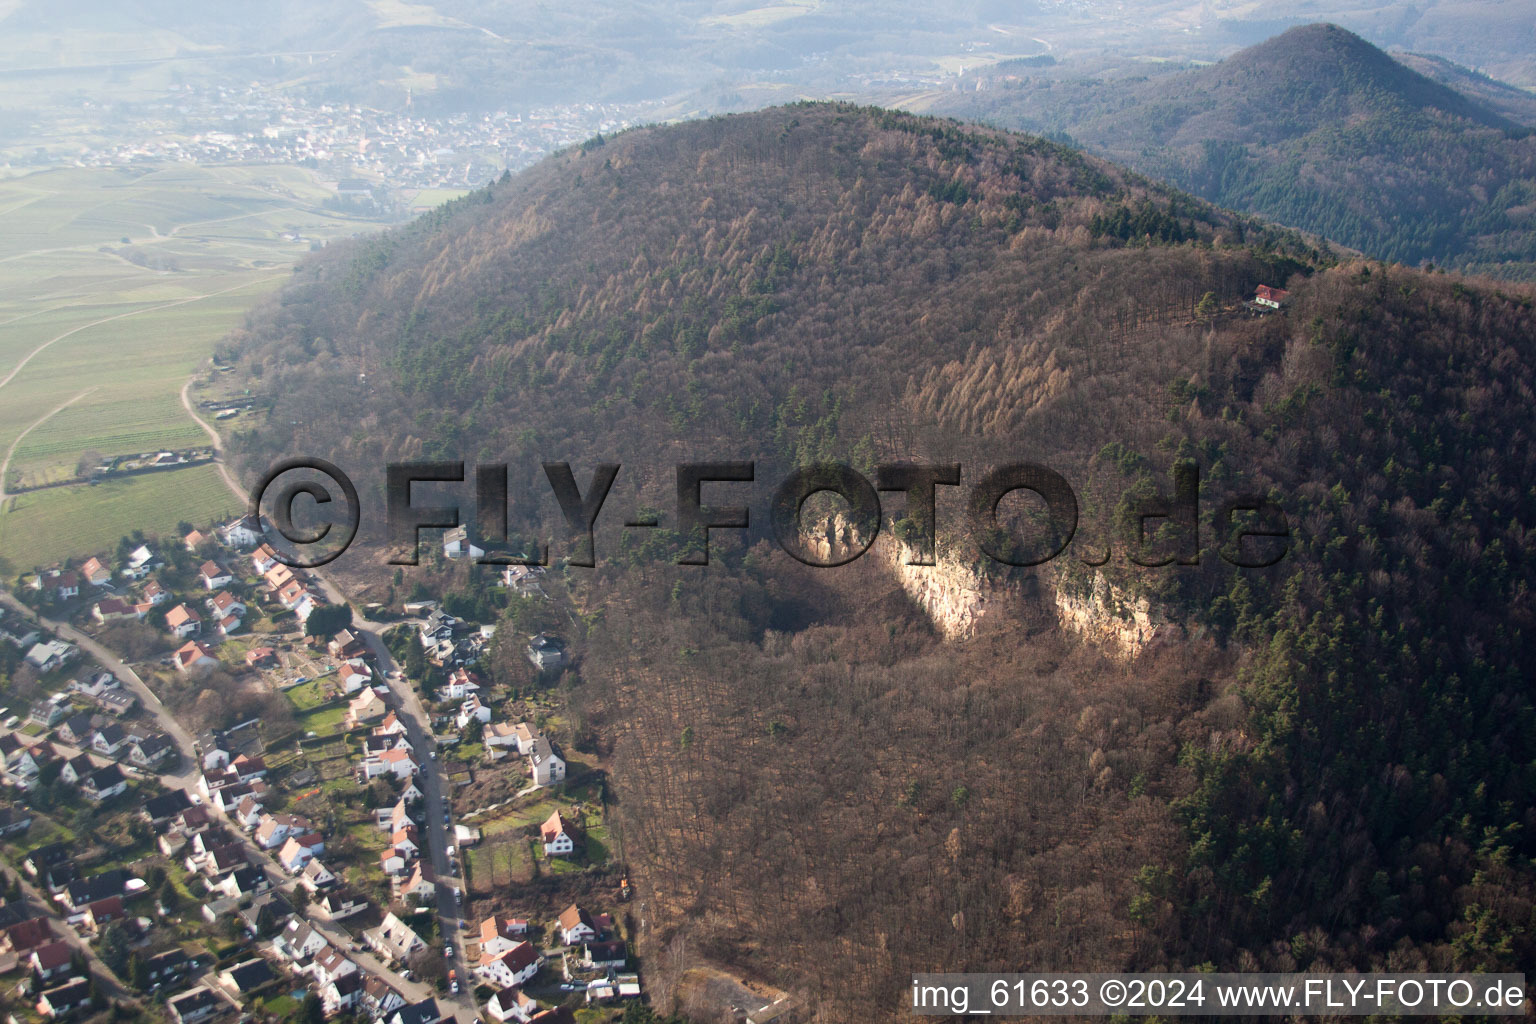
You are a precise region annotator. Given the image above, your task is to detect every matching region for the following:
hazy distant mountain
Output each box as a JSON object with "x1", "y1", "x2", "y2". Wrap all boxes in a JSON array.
[
  {"x1": 930, "y1": 24, "x2": 1536, "y2": 278},
  {"x1": 2, "y1": 0, "x2": 1533, "y2": 115}
]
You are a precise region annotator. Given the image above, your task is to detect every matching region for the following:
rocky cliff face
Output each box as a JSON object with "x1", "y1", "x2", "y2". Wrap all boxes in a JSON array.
[
  {"x1": 885, "y1": 545, "x2": 1021, "y2": 640},
  {"x1": 803, "y1": 514, "x2": 1174, "y2": 656},
  {"x1": 1052, "y1": 570, "x2": 1180, "y2": 660}
]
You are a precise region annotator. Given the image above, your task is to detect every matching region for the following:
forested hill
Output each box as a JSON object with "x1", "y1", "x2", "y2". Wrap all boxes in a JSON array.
[
  {"x1": 928, "y1": 24, "x2": 1536, "y2": 278},
  {"x1": 223, "y1": 104, "x2": 1536, "y2": 1018}
]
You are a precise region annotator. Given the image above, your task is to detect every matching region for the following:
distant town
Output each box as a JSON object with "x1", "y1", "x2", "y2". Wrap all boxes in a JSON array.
[{"x1": 8, "y1": 83, "x2": 672, "y2": 196}]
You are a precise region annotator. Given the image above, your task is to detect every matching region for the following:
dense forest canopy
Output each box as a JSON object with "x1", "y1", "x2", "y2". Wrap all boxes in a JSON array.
[
  {"x1": 223, "y1": 103, "x2": 1536, "y2": 1019},
  {"x1": 929, "y1": 24, "x2": 1536, "y2": 280}
]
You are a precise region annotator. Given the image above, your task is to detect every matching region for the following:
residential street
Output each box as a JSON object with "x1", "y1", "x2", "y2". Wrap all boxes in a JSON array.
[{"x1": 0, "y1": 590, "x2": 478, "y2": 1020}]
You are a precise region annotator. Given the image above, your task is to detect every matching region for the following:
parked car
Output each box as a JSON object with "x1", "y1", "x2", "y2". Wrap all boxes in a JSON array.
[
  {"x1": 448, "y1": 969, "x2": 459, "y2": 994},
  {"x1": 444, "y1": 944, "x2": 454, "y2": 958}
]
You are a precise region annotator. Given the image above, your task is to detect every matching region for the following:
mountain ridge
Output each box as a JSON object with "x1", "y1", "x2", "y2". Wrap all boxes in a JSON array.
[
  {"x1": 924, "y1": 24, "x2": 1536, "y2": 277},
  {"x1": 220, "y1": 103, "x2": 1536, "y2": 1019}
]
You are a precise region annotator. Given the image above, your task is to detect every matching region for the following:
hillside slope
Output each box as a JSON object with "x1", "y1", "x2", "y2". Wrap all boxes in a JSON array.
[
  {"x1": 930, "y1": 24, "x2": 1536, "y2": 278},
  {"x1": 223, "y1": 104, "x2": 1536, "y2": 1019}
]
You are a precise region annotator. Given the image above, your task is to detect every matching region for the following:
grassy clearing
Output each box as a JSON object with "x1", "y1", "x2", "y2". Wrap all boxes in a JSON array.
[
  {"x1": 298, "y1": 704, "x2": 349, "y2": 738},
  {"x1": 0, "y1": 463, "x2": 241, "y2": 568}
]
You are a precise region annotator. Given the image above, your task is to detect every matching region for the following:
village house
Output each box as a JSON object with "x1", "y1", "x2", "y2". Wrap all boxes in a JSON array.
[
  {"x1": 90, "y1": 723, "x2": 126, "y2": 757},
  {"x1": 329, "y1": 629, "x2": 366, "y2": 660},
  {"x1": 583, "y1": 939, "x2": 628, "y2": 969},
  {"x1": 218, "y1": 958, "x2": 275, "y2": 998},
  {"x1": 397, "y1": 860, "x2": 435, "y2": 900},
  {"x1": 556, "y1": 904, "x2": 596, "y2": 945},
  {"x1": 167, "y1": 986, "x2": 221, "y2": 1024},
  {"x1": 38, "y1": 978, "x2": 92, "y2": 1019},
  {"x1": 310, "y1": 946, "x2": 359, "y2": 988},
  {"x1": 143, "y1": 947, "x2": 195, "y2": 988},
  {"x1": 438, "y1": 666, "x2": 483, "y2": 701},
  {"x1": 57, "y1": 713, "x2": 96, "y2": 746},
  {"x1": 541, "y1": 810, "x2": 581, "y2": 857},
  {"x1": 486, "y1": 987, "x2": 540, "y2": 1023},
  {"x1": 165, "y1": 604, "x2": 202, "y2": 638},
  {"x1": 525, "y1": 633, "x2": 567, "y2": 670},
  {"x1": 80, "y1": 557, "x2": 112, "y2": 587},
  {"x1": 455, "y1": 694, "x2": 492, "y2": 729},
  {"x1": 219, "y1": 516, "x2": 262, "y2": 549},
  {"x1": 315, "y1": 887, "x2": 368, "y2": 921},
  {"x1": 275, "y1": 919, "x2": 328, "y2": 962},
  {"x1": 196, "y1": 729, "x2": 231, "y2": 770},
  {"x1": 338, "y1": 660, "x2": 373, "y2": 693},
  {"x1": 484, "y1": 722, "x2": 520, "y2": 751},
  {"x1": 376, "y1": 797, "x2": 414, "y2": 832},
  {"x1": 251, "y1": 544, "x2": 280, "y2": 575},
  {"x1": 173, "y1": 641, "x2": 219, "y2": 673},
  {"x1": 324, "y1": 974, "x2": 365, "y2": 1015},
  {"x1": 40, "y1": 570, "x2": 81, "y2": 601},
  {"x1": 82, "y1": 895, "x2": 126, "y2": 934},
  {"x1": 442, "y1": 525, "x2": 486, "y2": 561},
  {"x1": 60, "y1": 753, "x2": 96, "y2": 786},
  {"x1": 141, "y1": 790, "x2": 193, "y2": 826},
  {"x1": 347, "y1": 688, "x2": 389, "y2": 728},
  {"x1": 379, "y1": 847, "x2": 409, "y2": 876},
  {"x1": 129, "y1": 733, "x2": 176, "y2": 767},
  {"x1": 1254, "y1": 284, "x2": 1290, "y2": 309},
  {"x1": 245, "y1": 646, "x2": 278, "y2": 669},
  {"x1": 528, "y1": 736, "x2": 566, "y2": 787},
  {"x1": 387, "y1": 999, "x2": 443, "y2": 1024},
  {"x1": 184, "y1": 530, "x2": 208, "y2": 551},
  {"x1": 476, "y1": 941, "x2": 541, "y2": 989},
  {"x1": 361, "y1": 976, "x2": 407, "y2": 1019},
  {"x1": 366, "y1": 911, "x2": 427, "y2": 963},
  {"x1": 277, "y1": 833, "x2": 326, "y2": 872},
  {"x1": 92, "y1": 596, "x2": 139, "y2": 623},
  {"x1": 31, "y1": 940, "x2": 75, "y2": 980},
  {"x1": 300, "y1": 858, "x2": 337, "y2": 891},
  {"x1": 82, "y1": 764, "x2": 128, "y2": 801},
  {"x1": 25, "y1": 640, "x2": 78, "y2": 673},
  {"x1": 125, "y1": 544, "x2": 155, "y2": 573},
  {"x1": 2, "y1": 916, "x2": 53, "y2": 955},
  {"x1": 254, "y1": 812, "x2": 313, "y2": 849},
  {"x1": 479, "y1": 916, "x2": 530, "y2": 958},
  {"x1": 364, "y1": 733, "x2": 411, "y2": 758},
  {"x1": 27, "y1": 694, "x2": 71, "y2": 729},
  {"x1": 142, "y1": 580, "x2": 169, "y2": 605},
  {"x1": 213, "y1": 865, "x2": 269, "y2": 901},
  {"x1": 0, "y1": 805, "x2": 32, "y2": 837},
  {"x1": 374, "y1": 711, "x2": 409, "y2": 738},
  {"x1": 199, "y1": 561, "x2": 233, "y2": 590},
  {"x1": 362, "y1": 747, "x2": 418, "y2": 781},
  {"x1": 231, "y1": 794, "x2": 264, "y2": 829}
]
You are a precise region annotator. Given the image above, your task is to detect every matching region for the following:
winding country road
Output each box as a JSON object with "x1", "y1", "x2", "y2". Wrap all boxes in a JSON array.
[{"x1": 181, "y1": 370, "x2": 479, "y2": 1022}]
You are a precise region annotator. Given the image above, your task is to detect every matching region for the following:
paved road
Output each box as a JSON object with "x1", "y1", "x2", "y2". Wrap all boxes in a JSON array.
[
  {"x1": 0, "y1": 591, "x2": 199, "y2": 775},
  {"x1": 0, "y1": 593, "x2": 474, "y2": 1015},
  {"x1": 141, "y1": 373, "x2": 478, "y2": 1020}
]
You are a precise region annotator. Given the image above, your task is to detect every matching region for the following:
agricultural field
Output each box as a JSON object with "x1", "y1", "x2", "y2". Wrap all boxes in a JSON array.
[
  {"x1": 0, "y1": 462, "x2": 241, "y2": 568},
  {"x1": 0, "y1": 163, "x2": 388, "y2": 569}
]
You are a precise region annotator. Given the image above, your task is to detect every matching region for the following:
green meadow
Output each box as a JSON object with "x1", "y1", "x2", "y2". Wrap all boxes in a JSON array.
[
  {"x1": 0, "y1": 163, "x2": 386, "y2": 570},
  {"x1": 0, "y1": 464, "x2": 242, "y2": 568}
]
